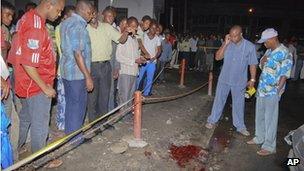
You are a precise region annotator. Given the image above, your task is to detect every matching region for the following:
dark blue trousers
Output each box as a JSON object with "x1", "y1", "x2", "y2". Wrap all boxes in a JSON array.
[{"x1": 63, "y1": 79, "x2": 87, "y2": 144}]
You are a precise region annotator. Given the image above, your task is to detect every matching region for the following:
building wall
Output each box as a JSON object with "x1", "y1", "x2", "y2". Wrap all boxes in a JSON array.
[
  {"x1": 6, "y1": 0, "x2": 77, "y2": 11},
  {"x1": 6, "y1": 0, "x2": 154, "y2": 21},
  {"x1": 98, "y1": 0, "x2": 154, "y2": 20}
]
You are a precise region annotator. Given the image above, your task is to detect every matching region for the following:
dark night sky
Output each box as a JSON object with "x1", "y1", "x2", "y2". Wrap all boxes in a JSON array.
[{"x1": 161, "y1": 0, "x2": 304, "y2": 37}]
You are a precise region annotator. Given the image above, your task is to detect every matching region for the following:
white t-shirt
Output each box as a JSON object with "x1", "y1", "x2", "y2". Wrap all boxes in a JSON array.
[
  {"x1": 189, "y1": 38, "x2": 198, "y2": 52},
  {"x1": 143, "y1": 33, "x2": 161, "y2": 62},
  {"x1": 1, "y1": 55, "x2": 9, "y2": 80}
]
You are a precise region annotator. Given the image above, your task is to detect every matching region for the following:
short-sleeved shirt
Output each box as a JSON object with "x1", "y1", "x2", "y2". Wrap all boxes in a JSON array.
[
  {"x1": 143, "y1": 33, "x2": 161, "y2": 63},
  {"x1": 1, "y1": 55, "x2": 9, "y2": 80},
  {"x1": 189, "y1": 38, "x2": 198, "y2": 52},
  {"x1": 218, "y1": 39, "x2": 258, "y2": 87},
  {"x1": 257, "y1": 44, "x2": 293, "y2": 97},
  {"x1": 88, "y1": 22, "x2": 120, "y2": 62},
  {"x1": 7, "y1": 10, "x2": 56, "y2": 98},
  {"x1": 159, "y1": 40, "x2": 172, "y2": 62},
  {"x1": 60, "y1": 13, "x2": 91, "y2": 81},
  {"x1": 136, "y1": 26, "x2": 144, "y2": 41},
  {"x1": 178, "y1": 40, "x2": 190, "y2": 52}
]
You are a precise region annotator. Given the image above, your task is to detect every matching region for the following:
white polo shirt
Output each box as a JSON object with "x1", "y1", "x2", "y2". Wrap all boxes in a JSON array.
[{"x1": 143, "y1": 33, "x2": 161, "y2": 63}]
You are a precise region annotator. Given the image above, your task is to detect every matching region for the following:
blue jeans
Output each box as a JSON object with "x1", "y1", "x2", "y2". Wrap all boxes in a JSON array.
[
  {"x1": 207, "y1": 82, "x2": 246, "y2": 131},
  {"x1": 63, "y1": 79, "x2": 87, "y2": 143},
  {"x1": 137, "y1": 63, "x2": 156, "y2": 96},
  {"x1": 18, "y1": 93, "x2": 51, "y2": 152},
  {"x1": 253, "y1": 95, "x2": 279, "y2": 152}
]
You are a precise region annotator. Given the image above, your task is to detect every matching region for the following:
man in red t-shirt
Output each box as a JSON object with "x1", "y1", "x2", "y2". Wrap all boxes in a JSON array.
[{"x1": 7, "y1": 0, "x2": 65, "y2": 155}]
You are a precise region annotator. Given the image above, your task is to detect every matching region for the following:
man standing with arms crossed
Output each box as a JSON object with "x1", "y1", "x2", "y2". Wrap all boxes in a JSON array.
[
  {"x1": 205, "y1": 25, "x2": 258, "y2": 136},
  {"x1": 247, "y1": 28, "x2": 292, "y2": 156}
]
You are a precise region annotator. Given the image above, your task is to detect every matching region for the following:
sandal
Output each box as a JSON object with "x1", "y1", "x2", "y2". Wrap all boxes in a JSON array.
[
  {"x1": 44, "y1": 159, "x2": 63, "y2": 169},
  {"x1": 205, "y1": 123, "x2": 215, "y2": 129},
  {"x1": 257, "y1": 149, "x2": 275, "y2": 156},
  {"x1": 246, "y1": 139, "x2": 257, "y2": 145}
]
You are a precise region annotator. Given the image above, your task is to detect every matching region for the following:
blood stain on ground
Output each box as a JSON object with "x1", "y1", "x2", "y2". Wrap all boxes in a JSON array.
[
  {"x1": 169, "y1": 144, "x2": 208, "y2": 168},
  {"x1": 144, "y1": 151, "x2": 152, "y2": 157}
]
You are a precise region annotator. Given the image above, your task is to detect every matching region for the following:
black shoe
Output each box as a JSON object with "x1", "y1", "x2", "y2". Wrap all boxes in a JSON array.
[
  {"x1": 82, "y1": 138, "x2": 93, "y2": 144},
  {"x1": 94, "y1": 128, "x2": 103, "y2": 135},
  {"x1": 103, "y1": 124, "x2": 115, "y2": 130}
]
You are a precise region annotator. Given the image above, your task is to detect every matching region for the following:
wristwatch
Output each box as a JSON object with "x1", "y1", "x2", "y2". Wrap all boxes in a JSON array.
[{"x1": 250, "y1": 78, "x2": 256, "y2": 82}]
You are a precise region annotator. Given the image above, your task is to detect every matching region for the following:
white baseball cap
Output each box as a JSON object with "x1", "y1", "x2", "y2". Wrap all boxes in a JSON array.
[{"x1": 257, "y1": 28, "x2": 278, "y2": 43}]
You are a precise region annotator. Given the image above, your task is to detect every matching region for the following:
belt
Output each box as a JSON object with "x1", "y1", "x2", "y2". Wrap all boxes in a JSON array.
[{"x1": 92, "y1": 60, "x2": 110, "y2": 64}]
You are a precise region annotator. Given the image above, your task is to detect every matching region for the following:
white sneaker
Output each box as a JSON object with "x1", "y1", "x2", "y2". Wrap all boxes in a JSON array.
[{"x1": 239, "y1": 129, "x2": 250, "y2": 136}]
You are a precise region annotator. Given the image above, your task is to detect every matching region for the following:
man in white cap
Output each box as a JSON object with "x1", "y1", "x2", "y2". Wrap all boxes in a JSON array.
[{"x1": 247, "y1": 28, "x2": 293, "y2": 156}]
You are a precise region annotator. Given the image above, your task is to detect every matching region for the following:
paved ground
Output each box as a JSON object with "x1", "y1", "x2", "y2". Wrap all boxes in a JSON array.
[
  {"x1": 32, "y1": 70, "x2": 215, "y2": 171},
  {"x1": 206, "y1": 80, "x2": 304, "y2": 171},
  {"x1": 14, "y1": 69, "x2": 303, "y2": 171}
]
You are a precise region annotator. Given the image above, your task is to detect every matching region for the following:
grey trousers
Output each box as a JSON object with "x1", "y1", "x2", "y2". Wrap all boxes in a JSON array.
[
  {"x1": 87, "y1": 61, "x2": 112, "y2": 122},
  {"x1": 18, "y1": 93, "x2": 51, "y2": 152},
  {"x1": 157, "y1": 60, "x2": 167, "y2": 81},
  {"x1": 254, "y1": 96, "x2": 279, "y2": 152},
  {"x1": 118, "y1": 74, "x2": 136, "y2": 107}
]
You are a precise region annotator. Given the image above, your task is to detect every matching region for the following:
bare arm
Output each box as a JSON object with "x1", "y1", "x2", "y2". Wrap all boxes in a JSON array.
[
  {"x1": 215, "y1": 34, "x2": 230, "y2": 61},
  {"x1": 22, "y1": 65, "x2": 55, "y2": 98},
  {"x1": 249, "y1": 65, "x2": 257, "y2": 81},
  {"x1": 247, "y1": 65, "x2": 257, "y2": 88},
  {"x1": 151, "y1": 46, "x2": 162, "y2": 62},
  {"x1": 138, "y1": 39, "x2": 151, "y2": 59},
  {"x1": 278, "y1": 76, "x2": 287, "y2": 91},
  {"x1": 215, "y1": 43, "x2": 228, "y2": 60},
  {"x1": 118, "y1": 27, "x2": 136, "y2": 44},
  {"x1": 118, "y1": 31, "x2": 129, "y2": 44},
  {"x1": 1, "y1": 77, "x2": 9, "y2": 99},
  {"x1": 155, "y1": 46, "x2": 162, "y2": 59},
  {"x1": 277, "y1": 76, "x2": 287, "y2": 96}
]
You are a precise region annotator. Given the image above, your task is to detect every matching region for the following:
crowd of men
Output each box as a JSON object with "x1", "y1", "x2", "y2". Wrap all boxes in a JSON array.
[
  {"x1": 1, "y1": 0, "x2": 302, "y2": 169},
  {"x1": 1, "y1": 0, "x2": 175, "y2": 168}
]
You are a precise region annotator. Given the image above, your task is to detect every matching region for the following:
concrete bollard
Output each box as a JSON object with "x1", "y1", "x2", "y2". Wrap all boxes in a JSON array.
[
  {"x1": 179, "y1": 59, "x2": 186, "y2": 88},
  {"x1": 133, "y1": 91, "x2": 142, "y2": 140},
  {"x1": 208, "y1": 72, "x2": 213, "y2": 96},
  {"x1": 127, "y1": 91, "x2": 147, "y2": 148}
]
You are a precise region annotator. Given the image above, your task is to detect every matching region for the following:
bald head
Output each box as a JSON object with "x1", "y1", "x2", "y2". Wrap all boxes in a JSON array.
[
  {"x1": 76, "y1": 0, "x2": 93, "y2": 22},
  {"x1": 76, "y1": 0, "x2": 92, "y2": 10},
  {"x1": 38, "y1": 0, "x2": 65, "y2": 21},
  {"x1": 230, "y1": 25, "x2": 242, "y2": 33},
  {"x1": 229, "y1": 25, "x2": 243, "y2": 44}
]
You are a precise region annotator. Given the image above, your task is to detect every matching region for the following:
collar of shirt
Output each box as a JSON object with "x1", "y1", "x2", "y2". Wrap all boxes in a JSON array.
[
  {"x1": 230, "y1": 38, "x2": 245, "y2": 48},
  {"x1": 88, "y1": 22, "x2": 100, "y2": 30},
  {"x1": 265, "y1": 44, "x2": 285, "y2": 57},
  {"x1": 72, "y1": 13, "x2": 87, "y2": 26}
]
